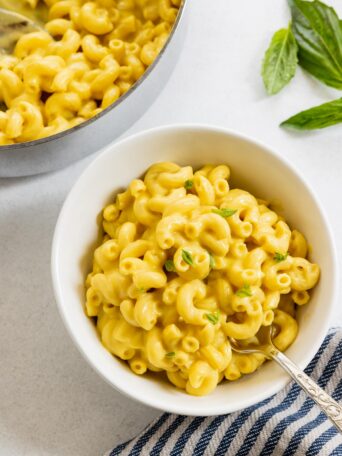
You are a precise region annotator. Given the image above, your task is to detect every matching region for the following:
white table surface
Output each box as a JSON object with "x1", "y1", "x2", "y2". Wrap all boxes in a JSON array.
[{"x1": 1, "y1": 1, "x2": 341, "y2": 455}]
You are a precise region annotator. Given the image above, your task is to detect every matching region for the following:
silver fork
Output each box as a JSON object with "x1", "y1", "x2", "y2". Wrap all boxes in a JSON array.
[{"x1": 230, "y1": 326, "x2": 342, "y2": 433}]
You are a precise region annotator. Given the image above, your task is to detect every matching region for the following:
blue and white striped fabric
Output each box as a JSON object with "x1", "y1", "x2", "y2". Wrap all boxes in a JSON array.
[{"x1": 106, "y1": 328, "x2": 342, "y2": 456}]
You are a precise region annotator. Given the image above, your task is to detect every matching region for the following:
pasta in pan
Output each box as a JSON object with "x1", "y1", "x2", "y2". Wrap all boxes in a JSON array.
[
  {"x1": 85, "y1": 162, "x2": 320, "y2": 396},
  {"x1": 0, "y1": 0, "x2": 181, "y2": 145}
]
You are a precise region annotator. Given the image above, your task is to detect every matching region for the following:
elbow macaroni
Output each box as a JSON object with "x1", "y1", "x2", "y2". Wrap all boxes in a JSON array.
[
  {"x1": 85, "y1": 162, "x2": 320, "y2": 396},
  {"x1": 0, "y1": 0, "x2": 181, "y2": 145}
]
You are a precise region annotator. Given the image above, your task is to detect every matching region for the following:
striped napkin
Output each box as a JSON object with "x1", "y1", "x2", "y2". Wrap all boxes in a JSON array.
[{"x1": 106, "y1": 328, "x2": 342, "y2": 456}]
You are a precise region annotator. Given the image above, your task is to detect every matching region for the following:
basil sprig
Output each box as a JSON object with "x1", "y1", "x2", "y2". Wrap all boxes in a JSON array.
[
  {"x1": 281, "y1": 98, "x2": 342, "y2": 130},
  {"x1": 262, "y1": 25, "x2": 298, "y2": 95},
  {"x1": 262, "y1": 0, "x2": 342, "y2": 130}
]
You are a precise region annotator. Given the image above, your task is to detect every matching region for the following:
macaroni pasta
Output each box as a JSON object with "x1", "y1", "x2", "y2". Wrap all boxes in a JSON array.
[
  {"x1": 85, "y1": 162, "x2": 320, "y2": 396},
  {"x1": 0, "y1": 0, "x2": 181, "y2": 145}
]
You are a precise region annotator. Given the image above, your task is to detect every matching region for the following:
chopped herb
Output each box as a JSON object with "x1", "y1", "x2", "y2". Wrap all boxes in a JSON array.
[
  {"x1": 274, "y1": 252, "x2": 288, "y2": 262},
  {"x1": 184, "y1": 180, "x2": 193, "y2": 190},
  {"x1": 208, "y1": 252, "x2": 215, "y2": 269},
  {"x1": 166, "y1": 352, "x2": 176, "y2": 358},
  {"x1": 212, "y1": 208, "x2": 237, "y2": 218},
  {"x1": 182, "y1": 249, "x2": 193, "y2": 266},
  {"x1": 164, "y1": 259, "x2": 176, "y2": 272},
  {"x1": 138, "y1": 287, "x2": 146, "y2": 293},
  {"x1": 205, "y1": 311, "x2": 220, "y2": 325},
  {"x1": 236, "y1": 284, "x2": 252, "y2": 297}
]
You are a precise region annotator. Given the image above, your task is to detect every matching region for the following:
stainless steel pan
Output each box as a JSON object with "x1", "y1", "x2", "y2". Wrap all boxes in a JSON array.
[{"x1": 0, "y1": 0, "x2": 188, "y2": 177}]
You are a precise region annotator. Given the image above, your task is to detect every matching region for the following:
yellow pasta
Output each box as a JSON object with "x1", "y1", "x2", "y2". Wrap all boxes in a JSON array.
[
  {"x1": 85, "y1": 162, "x2": 320, "y2": 396},
  {"x1": 0, "y1": 0, "x2": 180, "y2": 145}
]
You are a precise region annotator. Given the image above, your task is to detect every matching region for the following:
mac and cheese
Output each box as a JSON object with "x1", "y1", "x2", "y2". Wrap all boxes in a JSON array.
[
  {"x1": 0, "y1": 0, "x2": 180, "y2": 145},
  {"x1": 85, "y1": 162, "x2": 320, "y2": 396}
]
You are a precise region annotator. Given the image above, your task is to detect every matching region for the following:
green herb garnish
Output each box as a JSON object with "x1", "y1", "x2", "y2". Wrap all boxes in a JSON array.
[
  {"x1": 281, "y1": 98, "x2": 342, "y2": 130},
  {"x1": 164, "y1": 259, "x2": 176, "y2": 272},
  {"x1": 262, "y1": 24, "x2": 298, "y2": 95},
  {"x1": 166, "y1": 352, "x2": 176, "y2": 358},
  {"x1": 205, "y1": 311, "x2": 220, "y2": 325},
  {"x1": 274, "y1": 252, "x2": 289, "y2": 262},
  {"x1": 212, "y1": 208, "x2": 237, "y2": 218},
  {"x1": 209, "y1": 252, "x2": 215, "y2": 269},
  {"x1": 261, "y1": 0, "x2": 342, "y2": 130},
  {"x1": 236, "y1": 284, "x2": 252, "y2": 298},
  {"x1": 184, "y1": 180, "x2": 194, "y2": 190},
  {"x1": 289, "y1": 0, "x2": 342, "y2": 90},
  {"x1": 138, "y1": 287, "x2": 146, "y2": 293},
  {"x1": 182, "y1": 249, "x2": 193, "y2": 266}
]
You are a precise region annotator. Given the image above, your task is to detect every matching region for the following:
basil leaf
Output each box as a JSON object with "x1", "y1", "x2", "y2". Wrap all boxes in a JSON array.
[
  {"x1": 288, "y1": 0, "x2": 342, "y2": 89},
  {"x1": 262, "y1": 25, "x2": 298, "y2": 95},
  {"x1": 182, "y1": 249, "x2": 193, "y2": 266},
  {"x1": 281, "y1": 98, "x2": 342, "y2": 130}
]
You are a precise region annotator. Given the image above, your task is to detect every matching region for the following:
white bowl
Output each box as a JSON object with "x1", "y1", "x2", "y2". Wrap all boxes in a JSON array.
[{"x1": 51, "y1": 125, "x2": 338, "y2": 416}]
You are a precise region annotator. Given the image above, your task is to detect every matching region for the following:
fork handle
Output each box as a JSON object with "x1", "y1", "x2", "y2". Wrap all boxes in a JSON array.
[{"x1": 271, "y1": 349, "x2": 342, "y2": 433}]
